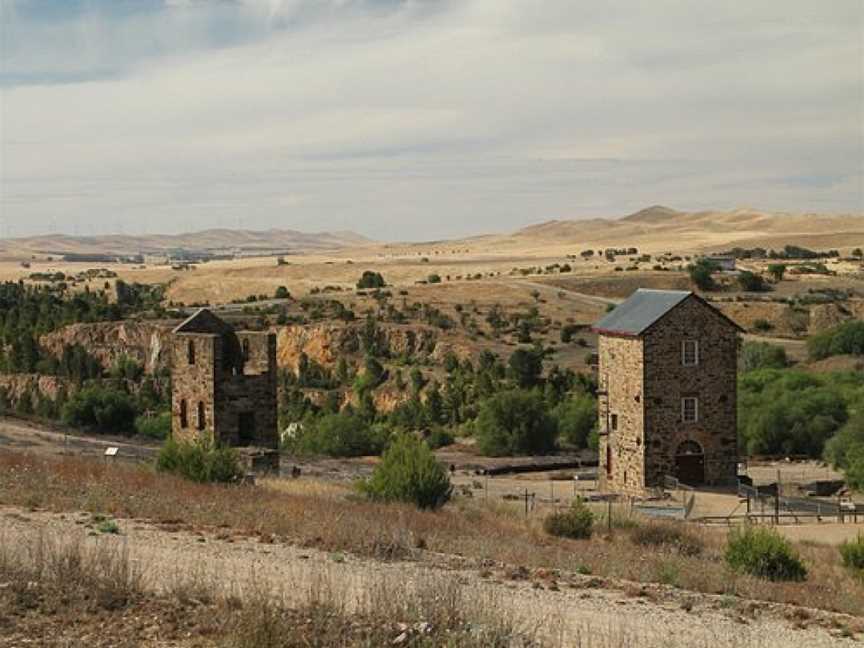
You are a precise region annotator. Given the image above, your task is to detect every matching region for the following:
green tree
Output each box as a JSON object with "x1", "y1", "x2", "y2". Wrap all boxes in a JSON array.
[
  {"x1": 687, "y1": 259, "x2": 717, "y2": 291},
  {"x1": 507, "y1": 347, "x2": 543, "y2": 388},
  {"x1": 741, "y1": 341, "x2": 788, "y2": 372},
  {"x1": 356, "y1": 271, "x2": 386, "y2": 289},
  {"x1": 553, "y1": 394, "x2": 597, "y2": 448},
  {"x1": 427, "y1": 274, "x2": 442, "y2": 284},
  {"x1": 852, "y1": 248, "x2": 863, "y2": 258},
  {"x1": 738, "y1": 271, "x2": 768, "y2": 292},
  {"x1": 274, "y1": 285, "x2": 290, "y2": 299},
  {"x1": 767, "y1": 264, "x2": 787, "y2": 282},
  {"x1": 360, "y1": 433, "x2": 452, "y2": 509},
  {"x1": 475, "y1": 389, "x2": 558, "y2": 456}
]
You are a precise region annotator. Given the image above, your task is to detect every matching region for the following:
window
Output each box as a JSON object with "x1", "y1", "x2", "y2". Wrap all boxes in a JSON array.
[
  {"x1": 611, "y1": 413, "x2": 619, "y2": 431},
  {"x1": 187, "y1": 340, "x2": 196, "y2": 365},
  {"x1": 682, "y1": 340, "x2": 699, "y2": 366},
  {"x1": 682, "y1": 397, "x2": 699, "y2": 423},
  {"x1": 197, "y1": 402, "x2": 206, "y2": 431},
  {"x1": 179, "y1": 399, "x2": 188, "y2": 428}
]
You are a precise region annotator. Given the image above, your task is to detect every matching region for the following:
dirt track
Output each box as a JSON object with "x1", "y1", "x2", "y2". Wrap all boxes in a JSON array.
[{"x1": 0, "y1": 506, "x2": 857, "y2": 647}]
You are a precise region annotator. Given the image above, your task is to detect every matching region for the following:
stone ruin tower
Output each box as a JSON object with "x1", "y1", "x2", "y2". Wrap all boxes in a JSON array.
[
  {"x1": 592, "y1": 289, "x2": 742, "y2": 495},
  {"x1": 171, "y1": 308, "x2": 279, "y2": 472}
]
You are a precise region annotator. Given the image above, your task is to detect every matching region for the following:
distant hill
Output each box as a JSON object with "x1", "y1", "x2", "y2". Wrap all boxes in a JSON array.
[
  {"x1": 504, "y1": 207, "x2": 864, "y2": 253},
  {"x1": 0, "y1": 228, "x2": 374, "y2": 260}
]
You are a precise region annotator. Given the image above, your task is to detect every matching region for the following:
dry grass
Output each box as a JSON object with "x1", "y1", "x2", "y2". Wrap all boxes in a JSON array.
[{"x1": 1, "y1": 450, "x2": 863, "y2": 619}]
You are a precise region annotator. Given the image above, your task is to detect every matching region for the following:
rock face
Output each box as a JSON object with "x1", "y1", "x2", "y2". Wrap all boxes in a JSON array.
[
  {"x1": 39, "y1": 321, "x2": 174, "y2": 374},
  {"x1": 809, "y1": 301, "x2": 864, "y2": 335},
  {"x1": 0, "y1": 374, "x2": 73, "y2": 406},
  {"x1": 275, "y1": 323, "x2": 440, "y2": 372}
]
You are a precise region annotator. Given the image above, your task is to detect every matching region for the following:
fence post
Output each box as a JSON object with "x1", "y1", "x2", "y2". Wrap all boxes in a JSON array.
[{"x1": 524, "y1": 488, "x2": 529, "y2": 518}]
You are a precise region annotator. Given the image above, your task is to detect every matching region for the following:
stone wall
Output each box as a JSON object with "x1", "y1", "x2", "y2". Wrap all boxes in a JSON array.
[
  {"x1": 215, "y1": 332, "x2": 278, "y2": 449},
  {"x1": 597, "y1": 335, "x2": 645, "y2": 495},
  {"x1": 643, "y1": 298, "x2": 738, "y2": 487},
  {"x1": 171, "y1": 329, "x2": 278, "y2": 451},
  {"x1": 171, "y1": 333, "x2": 218, "y2": 444}
]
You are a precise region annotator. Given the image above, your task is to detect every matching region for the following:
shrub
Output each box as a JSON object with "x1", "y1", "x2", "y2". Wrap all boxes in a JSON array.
[
  {"x1": 629, "y1": 521, "x2": 703, "y2": 556},
  {"x1": 134, "y1": 412, "x2": 171, "y2": 440},
  {"x1": 425, "y1": 426, "x2": 455, "y2": 450},
  {"x1": 840, "y1": 534, "x2": 864, "y2": 571},
  {"x1": 357, "y1": 271, "x2": 386, "y2": 289},
  {"x1": 543, "y1": 499, "x2": 593, "y2": 539},
  {"x1": 156, "y1": 439, "x2": 243, "y2": 483},
  {"x1": 360, "y1": 433, "x2": 452, "y2": 510},
  {"x1": 62, "y1": 386, "x2": 137, "y2": 434},
  {"x1": 725, "y1": 526, "x2": 807, "y2": 581},
  {"x1": 753, "y1": 319, "x2": 773, "y2": 332},
  {"x1": 808, "y1": 321, "x2": 864, "y2": 360},
  {"x1": 274, "y1": 286, "x2": 290, "y2": 299},
  {"x1": 688, "y1": 259, "x2": 716, "y2": 291},
  {"x1": 741, "y1": 341, "x2": 788, "y2": 372},
  {"x1": 475, "y1": 389, "x2": 557, "y2": 456},
  {"x1": 738, "y1": 271, "x2": 768, "y2": 292},
  {"x1": 289, "y1": 414, "x2": 390, "y2": 457}
]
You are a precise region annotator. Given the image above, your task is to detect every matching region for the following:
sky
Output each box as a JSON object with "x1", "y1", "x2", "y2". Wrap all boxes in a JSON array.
[{"x1": 0, "y1": 0, "x2": 862, "y2": 241}]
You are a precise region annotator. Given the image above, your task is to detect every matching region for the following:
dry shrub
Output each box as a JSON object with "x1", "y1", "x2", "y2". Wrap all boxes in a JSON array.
[
  {"x1": 0, "y1": 531, "x2": 142, "y2": 614},
  {"x1": 629, "y1": 520, "x2": 704, "y2": 557}
]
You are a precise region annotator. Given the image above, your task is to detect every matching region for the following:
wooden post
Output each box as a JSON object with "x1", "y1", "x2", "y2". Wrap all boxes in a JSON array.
[{"x1": 524, "y1": 488, "x2": 529, "y2": 518}]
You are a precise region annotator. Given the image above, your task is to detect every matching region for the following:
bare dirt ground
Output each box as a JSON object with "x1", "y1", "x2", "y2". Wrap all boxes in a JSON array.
[
  {"x1": 0, "y1": 505, "x2": 858, "y2": 647},
  {"x1": 0, "y1": 416, "x2": 156, "y2": 463}
]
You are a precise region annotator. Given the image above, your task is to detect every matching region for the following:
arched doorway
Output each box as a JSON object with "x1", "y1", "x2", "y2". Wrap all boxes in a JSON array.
[{"x1": 675, "y1": 440, "x2": 705, "y2": 486}]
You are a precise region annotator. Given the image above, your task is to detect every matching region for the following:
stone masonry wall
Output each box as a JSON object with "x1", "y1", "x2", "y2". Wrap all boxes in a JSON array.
[
  {"x1": 171, "y1": 334, "x2": 218, "y2": 444},
  {"x1": 642, "y1": 298, "x2": 738, "y2": 487},
  {"x1": 215, "y1": 332, "x2": 278, "y2": 448},
  {"x1": 597, "y1": 335, "x2": 645, "y2": 496}
]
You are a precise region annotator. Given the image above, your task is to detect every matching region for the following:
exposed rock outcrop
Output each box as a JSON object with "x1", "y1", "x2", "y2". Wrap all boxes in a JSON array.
[
  {"x1": 39, "y1": 321, "x2": 174, "y2": 374},
  {"x1": 0, "y1": 374, "x2": 74, "y2": 406},
  {"x1": 275, "y1": 323, "x2": 439, "y2": 372}
]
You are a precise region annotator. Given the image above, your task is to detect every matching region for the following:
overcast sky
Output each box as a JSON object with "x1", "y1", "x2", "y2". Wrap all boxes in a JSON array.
[{"x1": 0, "y1": 0, "x2": 862, "y2": 241}]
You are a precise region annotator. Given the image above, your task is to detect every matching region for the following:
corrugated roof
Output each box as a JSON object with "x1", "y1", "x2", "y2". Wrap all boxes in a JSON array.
[{"x1": 592, "y1": 289, "x2": 693, "y2": 336}]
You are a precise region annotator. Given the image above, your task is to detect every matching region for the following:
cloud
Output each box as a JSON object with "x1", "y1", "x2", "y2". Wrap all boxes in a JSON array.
[{"x1": 0, "y1": 0, "x2": 861, "y2": 239}]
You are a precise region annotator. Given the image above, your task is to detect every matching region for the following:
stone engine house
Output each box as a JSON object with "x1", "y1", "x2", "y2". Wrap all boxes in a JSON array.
[
  {"x1": 171, "y1": 309, "x2": 279, "y2": 467},
  {"x1": 592, "y1": 289, "x2": 742, "y2": 494}
]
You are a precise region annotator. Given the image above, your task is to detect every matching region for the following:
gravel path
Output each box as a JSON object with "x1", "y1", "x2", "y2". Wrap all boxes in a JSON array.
[{"x1": 0, "y1": 506, "x2": 856, "y2": 647}]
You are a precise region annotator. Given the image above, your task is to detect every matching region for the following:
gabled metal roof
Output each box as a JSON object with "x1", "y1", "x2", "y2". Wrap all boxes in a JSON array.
[{"x1": 592, "y1": 289, "x2": 693, "y2": 337}]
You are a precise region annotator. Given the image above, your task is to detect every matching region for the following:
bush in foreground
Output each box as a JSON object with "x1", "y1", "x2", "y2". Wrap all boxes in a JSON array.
[
  {"x1": 629, "y1": 520, "x2": 704, "y2": 556},
  {"x1": 840, "y1": 534, "x2": 864, "y2": 572},
  {"x1": 360, "y1": 433, "x2": 452, "y2": 510},
  {"x1": 156, "y1": 438, "x2": 243, "y2": 483},
  {"x1": 543, "y1": 498, "x2": 594, "y2": 540},
  {"x1": 725, "y1": 526, "x2": 807, "y2": 581}
]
